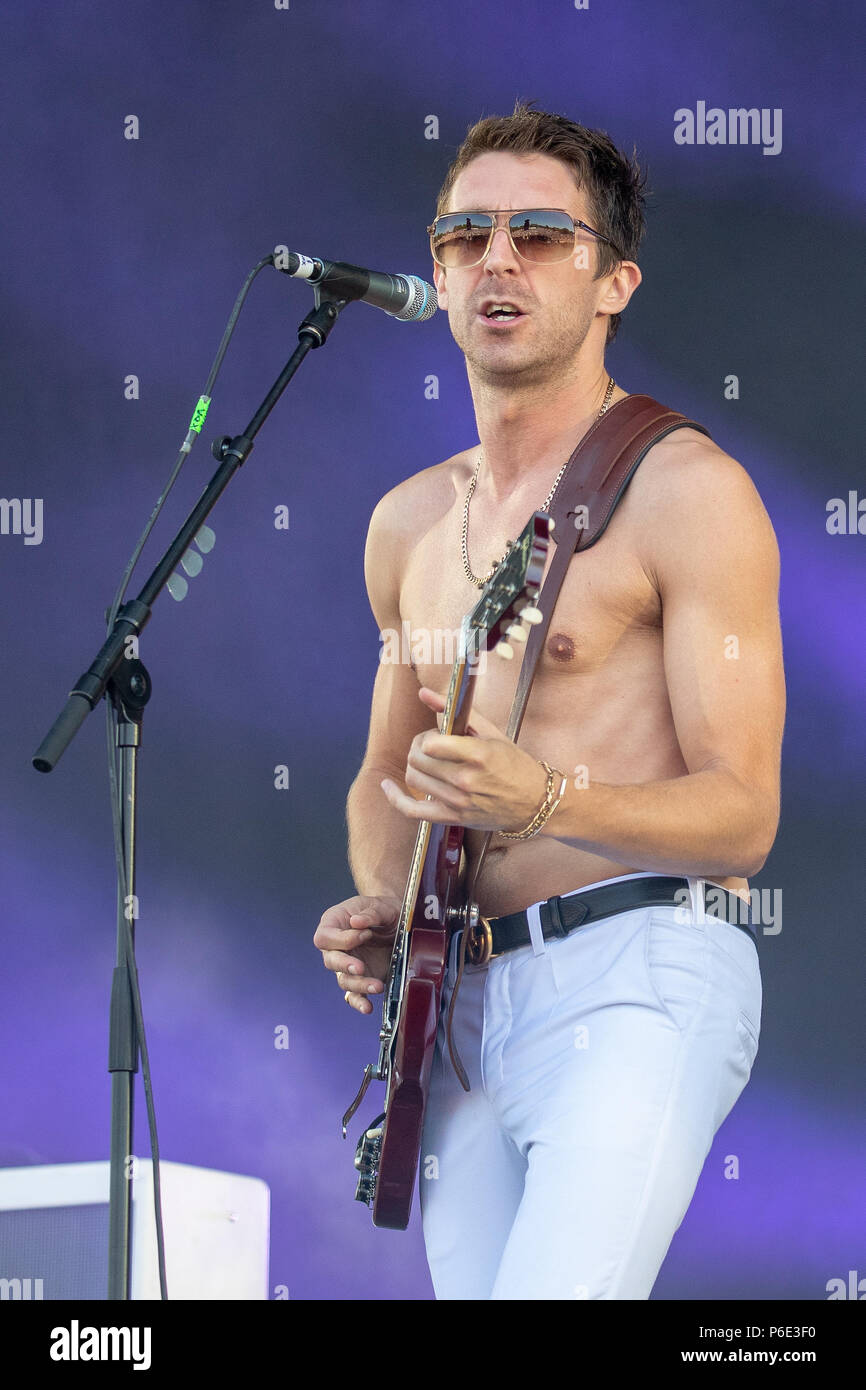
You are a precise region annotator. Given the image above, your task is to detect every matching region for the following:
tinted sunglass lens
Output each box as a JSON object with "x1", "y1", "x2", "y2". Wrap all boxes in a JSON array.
[
  {"x1": 431, "y1": 214, "x2": 493, "y2": 266},
  {"x1": 510, "y1": 212, "x2": 575, "y2": 261}
]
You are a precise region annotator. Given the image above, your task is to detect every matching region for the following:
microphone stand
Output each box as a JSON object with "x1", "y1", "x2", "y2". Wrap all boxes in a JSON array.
[{"x1": 33, "y1": 286, "x2": 350, "y2": 1299}]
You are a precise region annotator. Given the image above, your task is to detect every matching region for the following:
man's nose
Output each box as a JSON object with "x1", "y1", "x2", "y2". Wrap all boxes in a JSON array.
[{"x1": 484, "y1": 224, "x2": 519, "y2": 270}]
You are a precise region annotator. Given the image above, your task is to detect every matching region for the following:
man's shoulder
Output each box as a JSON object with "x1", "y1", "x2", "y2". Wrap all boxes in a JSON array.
[
  {"x1": 367, "y1": 448, "x2": 472, "y2": 544},
  {"x1": 626, "y1": 422, "x2": 779, "y2": 587},
  {"x1": 362, "y1": 449, "x2": 475, "y2": 622},
  {"x1": 630, "y1": 423, "x2": 771, "y2": 523}
]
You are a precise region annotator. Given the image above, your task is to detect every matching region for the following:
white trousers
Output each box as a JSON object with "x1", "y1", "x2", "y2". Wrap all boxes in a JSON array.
[{"x1": 418, "y1": 871, "x2": 762, "y2": 1300}]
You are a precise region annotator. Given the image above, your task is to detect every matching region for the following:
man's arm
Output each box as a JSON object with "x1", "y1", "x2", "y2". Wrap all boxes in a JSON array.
[
  {"x1": 347, "y1": 486, "x2": 438, "y2": 898},
  {"x1": 538, "y1": 439, "x2": 786, "y2": 876}
]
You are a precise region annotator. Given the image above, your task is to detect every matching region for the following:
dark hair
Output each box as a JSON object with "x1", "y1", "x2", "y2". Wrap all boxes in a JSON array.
[{"x1": 435, "y1": 100, "x2": 648, "y2": 344}]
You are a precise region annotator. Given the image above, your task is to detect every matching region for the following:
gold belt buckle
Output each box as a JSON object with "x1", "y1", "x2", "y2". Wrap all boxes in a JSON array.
[{"x1": 465, "y1": 902, "x2": 495, "y2": 966}]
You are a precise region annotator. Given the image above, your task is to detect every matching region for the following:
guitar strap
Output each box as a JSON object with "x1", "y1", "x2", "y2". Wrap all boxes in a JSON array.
[{"x1": 444, "y1": 393, "x2": 712, "y2": 1090}]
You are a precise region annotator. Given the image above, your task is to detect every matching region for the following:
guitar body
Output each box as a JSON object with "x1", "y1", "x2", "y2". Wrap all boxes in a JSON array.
[{"x1": 371, "y1": 823, "x2": 463, "y2": 1229}]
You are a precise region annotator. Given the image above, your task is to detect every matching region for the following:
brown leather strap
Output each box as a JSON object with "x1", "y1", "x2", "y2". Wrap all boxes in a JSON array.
[{"x1": 444, "y1": 394, "x2": 711, "y2": 1091}]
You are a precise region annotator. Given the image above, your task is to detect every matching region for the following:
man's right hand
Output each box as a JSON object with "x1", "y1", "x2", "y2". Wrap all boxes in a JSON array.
[{"x1": 313, "y1": 895, "x2": 401, "y2": 1014}]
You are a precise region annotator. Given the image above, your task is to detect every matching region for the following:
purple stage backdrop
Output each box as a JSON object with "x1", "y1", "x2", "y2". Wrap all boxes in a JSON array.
[{"x1": 1, "y1": 0, "x2": 863, "y2": 1302}]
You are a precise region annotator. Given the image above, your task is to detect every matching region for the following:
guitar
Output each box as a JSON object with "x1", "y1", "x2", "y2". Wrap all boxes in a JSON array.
[{"x1": 341, "y1": 510, "x2": 552, "y2": 1229}]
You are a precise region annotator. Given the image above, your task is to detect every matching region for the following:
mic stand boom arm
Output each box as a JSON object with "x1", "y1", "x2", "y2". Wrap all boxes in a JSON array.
[{"x1": 34, "y1": 290, "x2": 347, "y2": 773}]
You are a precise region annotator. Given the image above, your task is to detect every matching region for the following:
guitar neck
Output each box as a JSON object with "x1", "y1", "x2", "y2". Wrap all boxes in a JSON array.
[
  {"x1": 390, "y1": 511, "x2": 550, "y2": 941},
  {"x1": 397, "y1": 652, "x2": 477, "y2": 931}
]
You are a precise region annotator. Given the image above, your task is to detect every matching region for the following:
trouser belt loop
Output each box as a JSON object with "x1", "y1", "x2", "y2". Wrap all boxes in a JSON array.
[
  {"x1": 544, "y1": 894, "x2": 570, "y2": 938},
  {"x1": 694, "y1": 877, "x2": 706, "y2": 926}
]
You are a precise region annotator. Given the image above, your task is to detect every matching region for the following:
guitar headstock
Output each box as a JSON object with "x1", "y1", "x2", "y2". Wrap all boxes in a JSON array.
[{"x1": 465, "y1": 510, "x2": 552, "y2": 661}]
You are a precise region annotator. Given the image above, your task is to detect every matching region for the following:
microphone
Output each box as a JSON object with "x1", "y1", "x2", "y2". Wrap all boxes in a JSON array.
[{"x1": 274, "y1": 248, "x2": 437, "y2": 322}]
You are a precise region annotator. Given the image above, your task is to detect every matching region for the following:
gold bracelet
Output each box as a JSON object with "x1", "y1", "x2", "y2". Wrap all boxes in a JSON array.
[{"x1": 498, "y1": 761, "x2": 568, "y2": 840}]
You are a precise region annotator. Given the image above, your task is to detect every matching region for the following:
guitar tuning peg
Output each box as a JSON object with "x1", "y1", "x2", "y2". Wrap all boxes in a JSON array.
[
  {"x1": 195, "y1": 524, "x2": 216, "y2": 554},
  {"x1": 505, "y1": 623, "x2": 528, "y2": 643},
  {"x1": 167, "y1": 573, "x2": 189, "y2": 602},
  {"x1": 494, "y1": 640, "x2": 514, "y2": 659},
  {"x1": 547, "y1": 517, "x2": 556, "y2": 532},
  {"x1": 520, "y1": 606, "x2": 543, "y2": 625}
]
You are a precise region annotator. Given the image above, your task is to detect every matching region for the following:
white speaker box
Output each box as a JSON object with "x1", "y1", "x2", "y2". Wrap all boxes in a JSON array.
[{"x1": 0, "y1": 1160, "x2": 270, "y2": 1300}]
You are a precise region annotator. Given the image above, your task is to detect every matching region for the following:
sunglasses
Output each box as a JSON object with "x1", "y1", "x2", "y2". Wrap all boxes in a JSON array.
[{"x1": 427, "y1": 208, "x2": 624, "y2": 268}]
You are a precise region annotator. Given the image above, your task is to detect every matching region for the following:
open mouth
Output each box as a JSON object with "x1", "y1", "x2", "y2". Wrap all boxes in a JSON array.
[{"x1": 479, "y1": 302, "x2": 525, "y2": 325}]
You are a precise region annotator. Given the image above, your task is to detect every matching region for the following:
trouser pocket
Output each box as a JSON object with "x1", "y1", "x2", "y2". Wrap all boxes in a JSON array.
[{"x1": 644, "y1": 912, "x2": 710, "y2": 1032}]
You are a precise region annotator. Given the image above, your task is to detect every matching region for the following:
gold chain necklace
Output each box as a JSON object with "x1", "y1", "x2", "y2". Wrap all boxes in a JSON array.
[{"x1": 461, "y1": 375, "x2": 617, "y2": 589}]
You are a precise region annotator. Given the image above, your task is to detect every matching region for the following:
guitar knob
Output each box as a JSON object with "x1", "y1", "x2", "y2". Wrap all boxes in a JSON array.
[
  {"x1": 494, "y1": 640, "x2": 514, "y2": 659},
  {"x1": 520, "y1": 606, "x2": 543, "y2": 625},
  {"x1": 505, "y1": 623, "x2": 528, "y2": 643}
]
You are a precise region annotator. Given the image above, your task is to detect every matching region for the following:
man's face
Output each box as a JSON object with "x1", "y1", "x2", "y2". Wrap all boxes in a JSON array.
[{"x1": 432, "y1": 151, "x2": 616, "y2": 386}]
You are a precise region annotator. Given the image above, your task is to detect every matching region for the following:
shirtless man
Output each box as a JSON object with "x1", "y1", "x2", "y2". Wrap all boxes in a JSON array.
[{"x1": 314, "y1": 104, "x2": 785, "y2": 1300}]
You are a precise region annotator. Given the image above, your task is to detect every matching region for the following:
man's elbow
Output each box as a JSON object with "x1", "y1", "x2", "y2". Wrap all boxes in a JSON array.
[
  {"x1": 743, "y1": 800, "x2": 780, "y2": 876},
  {"x1": 741, "y1": 845, "x2": 770, "y2": 878},
  {"x1": 710, "y1": 768, "x2": 779, "y2": 876}
]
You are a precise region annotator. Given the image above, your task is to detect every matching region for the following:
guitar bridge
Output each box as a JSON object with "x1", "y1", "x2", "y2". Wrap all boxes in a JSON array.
[{"x1": 353, "y1": 1112, "x2": 386, "y2": 1207}]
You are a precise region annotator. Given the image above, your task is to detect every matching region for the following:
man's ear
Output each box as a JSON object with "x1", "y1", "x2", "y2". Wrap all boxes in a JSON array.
[
  {"x1": 598, "y1": 260, "x2": 641, "y2": 322},
  {"x1": 433, "y1": 261, "x2": 448, "y2": 310}
]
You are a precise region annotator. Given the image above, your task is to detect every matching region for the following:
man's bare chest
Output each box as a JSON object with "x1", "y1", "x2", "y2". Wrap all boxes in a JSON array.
[{"x1": 397, "y1": 500, "x2": 663, "y2": 728}]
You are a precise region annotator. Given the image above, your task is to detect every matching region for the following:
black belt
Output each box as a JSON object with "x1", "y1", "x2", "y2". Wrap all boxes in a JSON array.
[{"x1": 465, "y1": 875, "x2": 756, "y2": 965}]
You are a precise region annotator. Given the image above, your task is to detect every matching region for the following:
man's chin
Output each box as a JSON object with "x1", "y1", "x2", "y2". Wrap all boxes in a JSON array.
[{"x1": 464, "y1": 344, "x2": 561, "y2": 386}]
